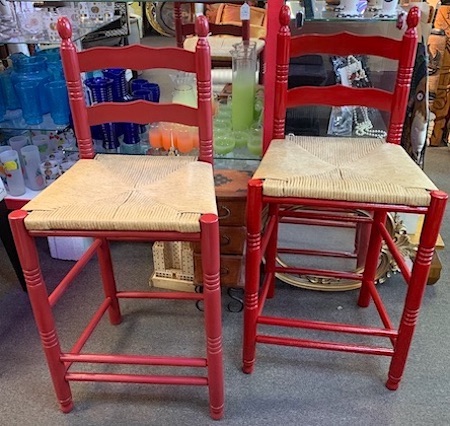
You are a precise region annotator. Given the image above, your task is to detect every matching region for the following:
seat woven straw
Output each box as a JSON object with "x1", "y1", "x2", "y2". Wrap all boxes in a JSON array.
[
  {"x1": 23, "y1": 155, "x2": 217, "y2": 233},
  {"x1": 253, "y1": 136, "x2": 436, "y2": 206}
]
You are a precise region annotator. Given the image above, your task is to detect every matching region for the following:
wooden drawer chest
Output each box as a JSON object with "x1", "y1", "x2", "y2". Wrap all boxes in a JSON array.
[{"x1": 193, "y1": 169, "x2": 251, "y2": 288}]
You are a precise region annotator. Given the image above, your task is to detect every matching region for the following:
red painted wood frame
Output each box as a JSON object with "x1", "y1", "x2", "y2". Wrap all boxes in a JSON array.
[
  {"x1": 243, "y1": 5, "x2": 448, "y2": 391},
  {"x1": 8, "y1": 16, "x2": 224, "y2": 420},
  {"x1": 60, "y1": 16, "x2": 214, "y2": 162}
]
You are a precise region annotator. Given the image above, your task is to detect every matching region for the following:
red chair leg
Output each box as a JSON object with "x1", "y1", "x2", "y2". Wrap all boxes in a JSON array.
[
  {"x1": 357, "y1": 211, "x2": 387, "y2": 308},
  {"x1": 9, "y1": 210, "x2": 73, "y2": 413},
  {"x1": 97, "y1": 238, "x2": 122, "y2": 325},
  {"x1": 200, "y1": 214, "x2": 224, "y2": 420},
  {"x1": 355, "y1": 221, "x2": 371, "y2": 271},
  {"x1": 386, "y1": 190, "x2": 448, "y2": 390},
  {"x1": 266, "y1": 204, "x2": 279, "y2": 299},
  {"x1": 243, "y1": 179, "x2": 263, "y2": 374}
]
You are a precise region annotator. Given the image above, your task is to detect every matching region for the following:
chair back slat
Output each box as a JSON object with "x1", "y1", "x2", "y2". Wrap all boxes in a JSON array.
[
  {"x1": 272, "y1": 5, "x2": 420, "y2": 149},
  {"x1": 86, "y1": 102, "x2": 199, "y2": 127},
  {"x1": 286, "y1": 86, "x2": 393, "y2": 111},
  {"x1": 290, "y1": 33, "x2": 402, "y2": 60},
  {"x1": 57, "y1": 15, "x2": 213, "y2": 163},
  {"x1": 77, "y1": 45, "x2": 197, "y2": 74}
]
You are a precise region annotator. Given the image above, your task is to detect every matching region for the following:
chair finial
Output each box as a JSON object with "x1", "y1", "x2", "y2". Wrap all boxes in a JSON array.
[
  {"x1": 57, "y1": 16, "x2": 72, "y2": 40},
  {"x1": 406, "y1": 6, "x2": 420, "y2": 29},
  {"x1": 195, "y1": 14, "x2": 209, "y2": 38},
  {"x1": 280, "y1": 5, "x2": 291, "y2": 27}
]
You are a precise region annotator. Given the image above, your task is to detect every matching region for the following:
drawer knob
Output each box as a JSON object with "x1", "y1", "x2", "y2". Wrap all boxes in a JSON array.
[
  {"x1": 220, "y1": 266, "x2": 230, "y2": 276},
  {"x1": 218, "y1": 205, "x2": 231, "y2": 220},
  {"x1": 220, "y1": 234, "x2": 231, "y2": 246}
]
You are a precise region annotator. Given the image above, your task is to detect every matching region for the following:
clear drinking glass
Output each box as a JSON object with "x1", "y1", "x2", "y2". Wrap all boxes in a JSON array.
[
  {"x1": 16, "y1": 11, "x2": 44, "y2": 41},
  {"x1": 20, "y1": 145, "x2": 45, "y2": 190}
]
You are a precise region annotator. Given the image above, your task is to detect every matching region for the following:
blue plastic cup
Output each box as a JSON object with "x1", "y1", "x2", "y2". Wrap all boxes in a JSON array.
[
  {"x1": 15, "y1": 81, "x2": 43, "y2": 125},
  {"x1": 142, "y1": 82, "x2": 160, "y2": 102},
  {"x1": 46, "y1": 81, "x2": 71, "y2": 125},
  {"x1": 130, "y1": 78, "x2": 149, "y2": 93}
]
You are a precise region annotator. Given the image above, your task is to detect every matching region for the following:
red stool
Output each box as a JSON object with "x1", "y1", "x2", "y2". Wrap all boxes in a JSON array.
[
  {"x1": 9, "y1": 16, "x2": 224, "y2": 419},
  {"x1": 243, "y1": 6, "x2": 447, "y2": 391}
]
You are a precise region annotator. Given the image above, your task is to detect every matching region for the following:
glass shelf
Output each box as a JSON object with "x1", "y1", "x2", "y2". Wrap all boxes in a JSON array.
[
  {"x1": 291, "y1": 0, "x2": 400, "y2": 22},
  {"x1": 0, "y1": 17, "x2": 120, "y2": 45},
  {"x1": 0, "y1": 110, "x2": 69, "y2": 132}
]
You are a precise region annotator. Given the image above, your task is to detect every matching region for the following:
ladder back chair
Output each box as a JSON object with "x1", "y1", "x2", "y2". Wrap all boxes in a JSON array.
[
  {"x1": 174, "y1": 1, "x2": 266, "y2": 83},
  {"x1": 9, "y1": 16, "x2": 224, "y2": 420},
  {"x1": 243, "y1": 6, "x2": 448, "y2": 391}
]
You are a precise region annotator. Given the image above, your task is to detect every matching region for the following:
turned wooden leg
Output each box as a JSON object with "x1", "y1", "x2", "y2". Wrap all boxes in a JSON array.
[
  {"x1": 97, "y1": 238, "x2": 122, "y2": 325},
  {"x1": 200, "y1": 214, "x2": 224, "y2": 420},
  {"x1": 386, "y1": 191, "x2": 448, "y2": 390},
  {"x1": 242, "y1": 179, "x2": 263, "y2": 374},
  {"x1": 266, "y1": 204, "x2": 279, "y2": 299},
  {"x1": 358, "y1": 211, "x2": 386, "y2": 308},
  {"x1": 9, "y1": 210, "x2": 73, "y2": 412}
]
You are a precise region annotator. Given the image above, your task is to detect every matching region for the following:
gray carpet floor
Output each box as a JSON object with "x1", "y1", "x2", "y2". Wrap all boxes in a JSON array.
[{"x1": 0, "y1": 147, "x2": 449, "y2": 425}]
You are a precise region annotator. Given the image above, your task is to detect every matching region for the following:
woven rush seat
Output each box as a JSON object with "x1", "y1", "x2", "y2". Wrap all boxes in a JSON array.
[
  {"x1": 23, "y1": 155, "x2": 217, "y2": 233},
  {"x1": 8, "y1": 15, "x2": 225, "y2": 420},
  {"x1": 253, "y1": 136, "x2": 436, "y2": 206},
  {"x1": 242, "y1": 5, "x2": 448, "y2": 395},
  {"x1": 183, "y1": 36, "x2": 265, "y2": 60}
]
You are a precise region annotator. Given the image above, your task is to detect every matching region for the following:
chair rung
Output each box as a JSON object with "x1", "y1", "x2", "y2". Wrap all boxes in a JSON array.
[
  {"x1": 70, "y1": 298, "x2": 112, "y2": 357},
  {"x1": 61, "y1": 353, "x2": 207, "y2": 368},
  {"x1": 258, "y1": 315, "x2": 397, "y2": 338},
  {"x1": 256, "y1": 334, "x2": 394, "y2": 356},
  {"x1": 48, "y1": 238, "x2": 102, "y2": 307},
  {"x1": 279, "y1": 218, "x2": 356, "y2": 228},
  {"x1": 277, "y1": 247, "x2": 357, "y2": 259},
  {"x1": 279, "y1": 210, "x2": 373, "y2": 223},
  {"x1": 117, "y1": 291, "x2": 203, "y2": 301},
  {"x1": 274, "y1": 266, "x2": 362, "y2": 281},
  {"x1": 66, "y1": 372, "x2": 208, "y2": 386}
]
